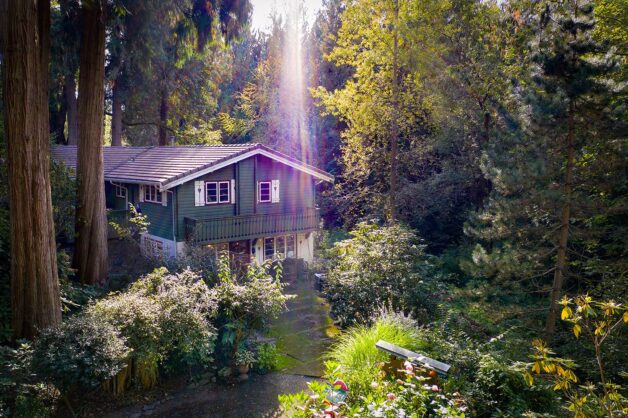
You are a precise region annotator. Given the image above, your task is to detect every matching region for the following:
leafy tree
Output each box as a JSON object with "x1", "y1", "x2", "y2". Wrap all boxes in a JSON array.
[{"x1": 524, "y1": 295, "x2": 627, "y2": 417}]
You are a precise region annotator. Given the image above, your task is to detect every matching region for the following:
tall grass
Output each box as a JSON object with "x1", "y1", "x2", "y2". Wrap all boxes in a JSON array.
[{"x1": 324, "y1": 311, "x2": 424, "y2": 396}]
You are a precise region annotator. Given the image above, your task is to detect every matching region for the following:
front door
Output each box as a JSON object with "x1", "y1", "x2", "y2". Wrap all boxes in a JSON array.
[{"x1": 229, "y1": 240, "x2": 251, "y2": 272}]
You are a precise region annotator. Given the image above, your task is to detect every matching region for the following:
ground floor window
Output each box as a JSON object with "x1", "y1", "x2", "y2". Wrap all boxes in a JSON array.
[
  {"x1": 264, "y1": 237, "x2": 275, "y2": 260},
  {"x1": 206, "y1": 242, "x2": 229, "y2": 261},
  {"x1": 263, "y1": 234, "x2": 296, "y2": 260},
  {"x1": 114, "y1": 184, "x2": 126, "y2": 198}
]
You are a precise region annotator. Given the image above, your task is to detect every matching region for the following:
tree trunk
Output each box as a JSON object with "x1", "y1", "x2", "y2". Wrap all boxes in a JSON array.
[
  {"x1": 64, "y1": 72, "x2": 79, "y2": 145},
  {"x1": 111, "y1": 79, "x2": 123, "y2": 146},
  {"x1": 50, "y1": 87, "x2": 67, "y2": 144},
  {"x1": 74, "y1": 0, "x2": 108, "y2": 285},
  {"x1": 158, "y1": 88, "x2": 169, "y2": 146},
  {"x1": 544, "y1": 100, "x2": 575, "y2": 339},
  {"x1": 3, "y1": 0, "x2": 61, "y2": 340},
  {"x1": 388, "y1": 0, "x2": 399, "y2": 223}
]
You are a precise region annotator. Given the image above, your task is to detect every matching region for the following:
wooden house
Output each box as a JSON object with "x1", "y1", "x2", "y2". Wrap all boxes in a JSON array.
[{"x1": 51, "y1": 144, "x2": 333, "y2": 264}]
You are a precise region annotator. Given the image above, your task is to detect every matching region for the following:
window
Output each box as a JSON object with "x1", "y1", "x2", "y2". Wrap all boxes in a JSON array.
[
  {"x1": 206, "y1": 181, "x2": 230, "y2": 204},
  {"x1": 144, "y1": 185, "x2": 162, "y2": 203},
  {"x1": 258, "y1": 181, "x2": 271, "y2": 203},
  {"x1": 276, "y1": 236, "x2": 285, "y2": 258},
  {"x1": 286, "y1": 235, "x2": 296, "y2": 258},
  {"x1": 114, "y1": 184, "x2": 126, "y2": 198},
  {"x1": 264, "y1": 237, "x2": 275, "y2": 260},
  {"x1": 262, "y1": 235, "x2": 296, "y2": 260},
  {"x1": 219, "y1": 182, "x2": 230, "y2": 203},
  {"x1": 206, "y1": 242, "x2": 229, "y2": 260},
  {"x1": 206, "y1": 182, "x2": 218, "y2": 204}
]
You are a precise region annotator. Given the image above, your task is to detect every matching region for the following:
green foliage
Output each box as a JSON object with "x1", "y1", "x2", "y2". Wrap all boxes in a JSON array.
[
  {"x1": 0, "y1": 343, "x2": 60, "y2": 418},
  {"x1": 280, "y1": 371, "x2": 466, "y2": 418},
  {"x1": 108, "y1": 203, "x2": 149, "y2": 241},
  {"x1": 87, "y1": 268, "x2": 217, "y2": 387},
  {"x1": 324, "y1": 222, "x2": 441, "y2": 326},
  {"x1": 324, "y1": 311, "x2": 423, "y2": 398},
  {"x1": 49, "y1": 162, "x2": 76, "y2": 242},
  {"x1": 255, "y1": 342, "x2": 278, "y2": 373},
  {"x1": 211, "y1": 258, "x2": 290, "y2": 366},
  {"x1": 524, "y1": 295, "x2": 628, "y2": 417},
  {"x1": 234, "y1": 349, "x2": 255, "y2": 367},
  {"x1": 30, "y1": 315, "x2": 129, "y2": 392}
]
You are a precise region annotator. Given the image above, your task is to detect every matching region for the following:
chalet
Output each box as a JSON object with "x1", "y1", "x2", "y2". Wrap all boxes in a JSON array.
[{"x1": 51, "y1": 144, "x2": 333, "y2": 265}]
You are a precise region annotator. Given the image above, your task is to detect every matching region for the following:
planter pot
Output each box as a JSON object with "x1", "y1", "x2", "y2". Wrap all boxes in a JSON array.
[{"x1": 237, "y1": 364, "x2": 250, "y2": 375}]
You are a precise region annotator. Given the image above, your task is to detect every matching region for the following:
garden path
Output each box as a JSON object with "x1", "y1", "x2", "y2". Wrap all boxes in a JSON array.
[{"x1": 109, "y1": 273, "x2": 335, "y2": 418}]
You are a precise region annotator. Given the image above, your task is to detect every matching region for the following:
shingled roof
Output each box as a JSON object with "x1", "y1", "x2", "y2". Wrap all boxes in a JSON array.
[{"x1": 51, "y1": 144, "x2": 334, "y2": 189}]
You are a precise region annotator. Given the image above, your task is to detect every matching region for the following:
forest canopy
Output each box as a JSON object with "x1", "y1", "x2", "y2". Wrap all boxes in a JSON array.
[{"x1": 0, "y1": 0, "x2": 626, "y2": 416}]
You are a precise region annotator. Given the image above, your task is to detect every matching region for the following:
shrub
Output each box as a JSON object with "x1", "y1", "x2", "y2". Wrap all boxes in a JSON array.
[
  {"x1": 255, "y1": 343, "x2": 278, "y2": 373},
  {"x1": 280, "y1": 357, "x2": 466, "y2": 417},
  {"x1": 1, "y1": 343, "x2": 60, "y2": 418},
  {"x1": 324, "y1": 222, "x2": 441, "y2": 326},
  {"x1": 211, "y1": 258, "x2": 290, "y2": 366},
  {"x1": 324, "y1": 311, "x2": 424, "y2": 397},
  {"x1": 87, "y1": 268, "x2": 217, "y2": 389},
  {"x1": 30, "y1": 315, "x2": 129, "y2": 393}
]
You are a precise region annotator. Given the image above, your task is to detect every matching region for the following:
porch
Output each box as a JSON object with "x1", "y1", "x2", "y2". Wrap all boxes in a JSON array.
[{"x1": 184, "y1": 207, "x2": 320, "y2": 245}]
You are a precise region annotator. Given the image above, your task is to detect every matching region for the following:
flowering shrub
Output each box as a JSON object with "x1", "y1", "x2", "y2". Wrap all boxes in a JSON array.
[
  {"x1": 279, "y1": 360, "x2": 466, "y2": 417},
  {"x1": 87, "y1": 268, "x2": 217, "y2": 390},
  {"x1": 324, "y1": 222, "x2": 441, "y2": 327}
]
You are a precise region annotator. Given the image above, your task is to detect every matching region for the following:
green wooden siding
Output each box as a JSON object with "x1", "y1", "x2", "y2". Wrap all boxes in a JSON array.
[
  {"x1": 176, "y1": 155, "x2": 316, "y2": 241},
  {"x1": 105, "y1": 154, "x2": 318, "y2": 243}
]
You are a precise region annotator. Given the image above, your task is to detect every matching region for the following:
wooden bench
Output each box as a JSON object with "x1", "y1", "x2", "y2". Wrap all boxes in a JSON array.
[{"x1": 376, "y1": 340, "x2": 451, "y2": 377}]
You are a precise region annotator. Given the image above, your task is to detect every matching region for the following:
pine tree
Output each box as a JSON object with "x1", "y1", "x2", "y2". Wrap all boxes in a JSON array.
[{"x1": 465, "y1": 0, "x2": 625, "y2": 338}]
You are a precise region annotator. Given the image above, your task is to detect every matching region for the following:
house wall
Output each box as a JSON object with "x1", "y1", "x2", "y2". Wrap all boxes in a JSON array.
[{"x1": 174, "y1": 155, "x2": 316, "y2": 241}]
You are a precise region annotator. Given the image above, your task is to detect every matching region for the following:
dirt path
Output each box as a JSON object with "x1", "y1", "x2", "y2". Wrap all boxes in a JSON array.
[{"x1": 106, "y1": 276, "x2": 334, "y2": 418}]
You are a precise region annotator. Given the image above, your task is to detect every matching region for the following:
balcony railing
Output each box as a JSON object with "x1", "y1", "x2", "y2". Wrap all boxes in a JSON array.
[{"x1": 185, "y1": 208, "x2": 320, "y2": 244}]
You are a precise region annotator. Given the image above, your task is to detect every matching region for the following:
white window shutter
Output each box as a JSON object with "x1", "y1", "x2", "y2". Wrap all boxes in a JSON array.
[
  {"x1": 230, "y1": 179, "x2": 236, "y2": 204},
  {"x1": 194, "y1": 181, "x2": 205, "y2": 206},
  {"x1": 139, "y1": 185, "x2": 144, "y2": 202},
  {"x1": 161, "y1": 191, "x2": 168, "y2": 207},
  {"x1": 271, "y1": 179, "x2": 280, "y2": 203}
]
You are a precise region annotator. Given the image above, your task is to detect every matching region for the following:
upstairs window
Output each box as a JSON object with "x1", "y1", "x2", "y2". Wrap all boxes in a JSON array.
[
  {"x1": 144, "y1": 185, "x2": 162, "y2": 203},
  {"x1": 114, "y1": 184, "x2": 126, "y2": 198},
  {"x1": 258, "y1": 181, "x2": 271, "y2": 203},
  {"x1": 206, "y1": 181, "x2": 230, "y2": 204},
  {"x1": 219, "y1": 182, "x2": 230, "y2": 203},
  {"x1": 206, "y1": 182, "x2": 218, "y2": 204}
]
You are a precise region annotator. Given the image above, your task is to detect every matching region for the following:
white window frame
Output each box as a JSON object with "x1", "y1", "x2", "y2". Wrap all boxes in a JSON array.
[
  {"x1": 206, "y1": 181, "x2": 230, "y2": 204},
  {"x1": 286, "y1": 235, "x2": 296, "y2": 258},
  {"x1": 264, "y1": 237, "x2": 275, "y2": 261},
  {"x1": 206, "y1": 182, "x2": 218, "y2": 204},
  {"x1": 114, "y1": 184, "x2": 126, "y2": 198},
  {"x1": 258, "y1": 181, "x2": 272, "y2": 203},
  {"x1": 144, "y1": 185, "x2": 162, "y2": 203}
]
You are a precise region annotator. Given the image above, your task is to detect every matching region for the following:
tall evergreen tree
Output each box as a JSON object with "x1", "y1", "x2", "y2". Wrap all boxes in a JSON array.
[
  {"x1": 1, "y1": 0, "x2": 61, "y2": 338},
  {"x1": 74, "y1": 0, "x2": 108, "y2": 285},
  {"x1": 465, "y1": 0, "x2": 625, "y2": 338}
]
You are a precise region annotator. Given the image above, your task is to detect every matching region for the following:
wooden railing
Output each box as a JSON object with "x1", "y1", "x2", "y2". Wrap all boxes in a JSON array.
[{"x1": 185, "y1": 208, "x2": 320, "y2": 244}]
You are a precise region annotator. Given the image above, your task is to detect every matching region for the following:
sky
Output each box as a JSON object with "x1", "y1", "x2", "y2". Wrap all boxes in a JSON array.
[{"x1": 250, "y1": 0, "x2": 324, "y2": 33}]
